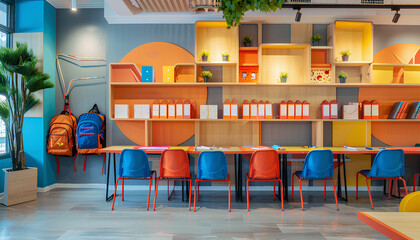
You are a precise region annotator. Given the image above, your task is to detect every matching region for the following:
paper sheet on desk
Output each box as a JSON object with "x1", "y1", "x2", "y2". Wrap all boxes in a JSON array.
[{"x1": 134, "y1": 146, "x2": 169, "y2": 151}]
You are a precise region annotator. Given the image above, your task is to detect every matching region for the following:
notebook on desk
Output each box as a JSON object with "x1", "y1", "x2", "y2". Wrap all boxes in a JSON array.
[{"x1": 134, "y1": 146, "x2": 169, "y2": 151}]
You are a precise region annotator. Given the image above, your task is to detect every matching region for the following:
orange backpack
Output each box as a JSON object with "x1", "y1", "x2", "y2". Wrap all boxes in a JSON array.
[{"x1": 47, "y1": 113, "x2": 77, "y2": 157}]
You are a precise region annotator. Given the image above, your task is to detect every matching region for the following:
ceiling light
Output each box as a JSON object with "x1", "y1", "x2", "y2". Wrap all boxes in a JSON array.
[
  {"x1": 294, "y1": 8, "x2": 302, "y2": 22},
  {"x1": 392, "y1": 10, "x2": 400, "y2": 23},
  {"x1": 71, "y1": 0, "x2": 77, "y2": 11}
]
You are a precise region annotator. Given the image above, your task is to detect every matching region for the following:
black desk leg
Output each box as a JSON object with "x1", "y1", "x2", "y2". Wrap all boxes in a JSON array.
[
  {"x1": 235, "y1": 154, "x2": 239, "y2": 202},
  {"x1": 283, "y1": 154, "x2": 288, "y2": 201},
  {"x1": 106, "y1": 152, "x2": 111, "y2": 201},
  {"x1": 113, "y1": 153, "x2": 116, "y2": 185},
  {"x1": 337, "y1": 154, "x2": 342, "y2": 200},
  {"x1": 182, "y1": 181, "x2": 184, "y2": 202},
  {"x1": 239, "y1": 154, "x2": 243, "y2": 202},
  {"x1": 342, "y1": 154, "x2": 348, "y2": 201}
]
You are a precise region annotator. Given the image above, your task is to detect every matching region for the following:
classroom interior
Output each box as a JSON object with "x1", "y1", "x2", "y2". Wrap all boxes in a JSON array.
[{"x1": 0, "y1": 0, "x2": 420, "y2": 239}]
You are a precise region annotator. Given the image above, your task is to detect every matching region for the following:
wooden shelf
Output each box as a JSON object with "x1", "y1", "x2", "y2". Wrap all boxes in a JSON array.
[
  {"x1": 239, "y1": 63, "x2": 259, "y2": 67},
  {"x1": 110, "y1": 82, "x2": 420, "y2": 87},
  {"x1": 334, "y1": 61, "x2": 372, "y2": 66},
  {"x1": 239, "y1": 47, "x2": 259, "y2": 51},
  {"x1": 311, "y1": 64, "x2": 331, "y2": 68},
  {"x1": 311, "y1": 46, "x2": 333, "y2": 49},
  {"x1": 195, "y1": 61, "x2": 237, "y2": 66},
  {"x1": 372, "y1": 63, "x2": 420, "y2": 67},
  {"x1": 110, "y1": 118, "x2": 420, "y2": 122}
]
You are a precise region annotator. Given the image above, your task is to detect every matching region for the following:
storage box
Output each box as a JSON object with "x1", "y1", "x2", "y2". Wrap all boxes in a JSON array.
[
  {"x1": 371, "y1": 100, "x2": 379, "y2": 119},
  {"x1": 183, "y1": 100, "x2": 192, "y2": 119},
  {"x1": 330, "y1": 100, "x2": 339, "y2": 119},
  {"x1": 167, "y1": 100, "x2": 176, "y2": 119},
  {"x1": 302, "y1": 100, "x2": 310, "y2": 119},
  {"x1": 160, "y1": 100, "x2": 168, "y2": 119},
  {"x1": 134, "y1": 104, "x2": 150, "y2": 119},
  {"x1": 142, "y1": 66, "x2": 154, "y2": 82},
  {"x1": 265, "y1": 101, "x2": 272, "y2": 119},
  {"x1": 362, "y1": 100, "x2": 372, "y2": 119},
  {"x1": 258, "y1": 100, "x2": 265, "y2": 119},
  {"x1": 250, "y1": 99, "x2": 258, "y2": 119},
  {"x1": 162, "y1": 66, "x2": 174, "y2": 83},
  {"x1": 223, "y1": 99, "x2": 231, "y2": 119},
  {"x1": 208, "y1": 105, "x2": 218, "y2": 119},
  {"x1": 279, "y1": 100, "x2": 287, "y2": 119},
  {"x1": 231, "y1": 98, "x2": 238, "y2": 119},
  {"x1": 343, "y1": 104, "x2": 359, "y2": 120},
  {"x1": 200, "y1": 105, "x2": 208, "y2": 119},
  {"x1": 114, "y1": 104, "x2": 129, "y2": 119},
  {"x1": 152, "y1": 100, "x2": 160, "y2": 119},
  {"x1": 242, "y1": 100, "x2": 250, "y2": 119},
  {"x1": 321, "y1": 100, "x2": 330, "y2": 119},
  {"x1": 295, "y1": 100, "x2": 302, "y2": 119},
  {"x1": 287, "y1": 100, "x2": 295, "y2": 119},
  {"x1": 176, "y1": 100, "x2": 183, "y2": 119}
]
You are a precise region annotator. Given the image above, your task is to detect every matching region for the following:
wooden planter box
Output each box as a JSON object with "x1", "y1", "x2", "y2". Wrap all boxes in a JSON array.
[{"x1": 2, "y1": 167, "x2": 37, "y2": 206}]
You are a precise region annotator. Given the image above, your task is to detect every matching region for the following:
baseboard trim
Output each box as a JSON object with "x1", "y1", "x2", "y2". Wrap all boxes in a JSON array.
[{"x1": 37, "y1": 183, "x2": 415, "y2": 192}]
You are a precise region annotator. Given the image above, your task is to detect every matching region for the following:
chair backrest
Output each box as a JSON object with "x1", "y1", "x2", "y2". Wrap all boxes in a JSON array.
[
  {"x1": 369, "y1": 149, "x2": 404, "y2": 178},
  {"x1": 160, "y1": 149, "x2": 191, "y2": 178},
  {"x1": 119, "y1": 149, "x2": 151, "y2": 178},
  {"x1": 399, "y1": 191, "x2": 420, "y2": 212},
  {"x1": 249, "y1": 150, "x2": 280, "y2": 179},
  {"x1": 196, "y1": 151, "x2": 228, "y2": 180},
  {"x1": 301, "y1": 150, "x2": 334, "y2": 179}
]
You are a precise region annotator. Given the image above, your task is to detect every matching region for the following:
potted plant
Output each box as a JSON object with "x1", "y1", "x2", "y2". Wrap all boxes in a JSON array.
[
  {"x1": 340, "y1": 49, "x2": 351, "y2": 62},
  {"x1": 0, "y1": 42, "x2": 54, "y2": 206},
  {"x1": 221, "y1": 52, "x2": 230, "y2": 62},
  {"x1": 279, "y1": 72, "x2": 288, "y2": 83},
  {"x1": 201, "y1": 71, "x2": 213, "y2": 82},
  {"x1": 311, "y1": 34, "x2": 322, "y2": 46},
  {"x1": 242, "y1": 36, "x2": 253, "y2": 47},
  {"x1": 337, "y1": 71, "x2": 348, "y2": 83},
  {"x1": 200, "y1": 49, "x2": 209, "y2": 62}
]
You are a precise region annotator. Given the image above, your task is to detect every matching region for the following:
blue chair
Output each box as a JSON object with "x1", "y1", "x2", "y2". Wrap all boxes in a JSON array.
[
  {"x1": 194, "y1": 151, "x2": 231, "y2": 212},
  {"x1": 356, "y1": 149, "x2": 408, "y2": 209},
  {"x1": 292, "y1": 150, "x2": 339, "y2": 211},
  {"x1": 112, "y1": 149, "x2": 156, "y2": 210}
]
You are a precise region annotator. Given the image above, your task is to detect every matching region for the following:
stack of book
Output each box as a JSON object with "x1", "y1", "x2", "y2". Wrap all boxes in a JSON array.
[{"x1": 387, "y1": 101, "x2": 420, "y2": 119}]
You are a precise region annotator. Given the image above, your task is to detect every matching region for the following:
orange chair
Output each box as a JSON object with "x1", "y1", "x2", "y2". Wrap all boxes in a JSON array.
[
  {"x1": 414, "y1": 173, "x2": 420, "y2": 192},
  {"x1": 245, "y1": 150, "x2": 284, "y2": 211},
  {"x1": 153, "y1": 149, "x2": 192, "y2": 211}
]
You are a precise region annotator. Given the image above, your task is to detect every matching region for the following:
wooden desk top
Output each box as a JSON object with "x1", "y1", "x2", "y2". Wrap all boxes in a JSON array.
[
  {"x1": 358, "y1": 211, "x2": 420, "y2": 240},
  {"x1": 99, "y1": 146, "x2": 420, "y2": 155}
]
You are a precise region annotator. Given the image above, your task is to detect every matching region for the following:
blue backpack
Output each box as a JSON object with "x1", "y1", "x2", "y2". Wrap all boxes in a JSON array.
[{"x1": 76, "y1": 104, "x2": 105, "y2": 155}]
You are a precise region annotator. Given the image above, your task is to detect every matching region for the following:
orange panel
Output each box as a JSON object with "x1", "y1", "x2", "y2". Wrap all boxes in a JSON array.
[
  {"x1": 359, "y1": 87, "x2": 420, "y2": 146},
  {"x1": 115, "y1": 42, "x2": 206, "y2": 146},
  {"x1": 120, "y1": 42, "x2": 194, "y2": 83},
  {"x1": 239, "y1": 48, "x2": 258, "y2": 66},
  {"x1": 311, "y1": 49, "x2": 328, "y2": 65}
]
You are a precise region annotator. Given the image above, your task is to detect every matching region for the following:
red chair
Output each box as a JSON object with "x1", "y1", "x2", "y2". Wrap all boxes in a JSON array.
[
  {"x1": 153, "y1": 149, "x2": 192, "y2": 211},
  {"x1": 414, "y1": 173, "x2": 420, "y2": 192},
  {"x1": 245, "y1": 150, "x2": 284, "y2": 211}
]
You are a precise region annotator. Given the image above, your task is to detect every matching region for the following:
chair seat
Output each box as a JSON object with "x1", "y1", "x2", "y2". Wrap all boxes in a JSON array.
[
  {"x1": 295, "y1": 171, "x2": 331, "y2": 179},
  {"x1": 359, "y1": 169, "x2": 402, "y2": 178},
  {"x1": 360, "y1": 170, "x2": 371, "y2": 176}
]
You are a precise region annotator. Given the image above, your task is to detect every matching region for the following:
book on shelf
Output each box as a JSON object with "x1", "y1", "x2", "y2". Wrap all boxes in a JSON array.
[
  {"x1": 387, "y1": 102, "x2": 403, "y2": 119},
  {"x1": 406, "y1": 102, "x2": 420, "y2": 119},
  {"x1": 397, "y1": 102, "x2": 408, "y2": 119}
]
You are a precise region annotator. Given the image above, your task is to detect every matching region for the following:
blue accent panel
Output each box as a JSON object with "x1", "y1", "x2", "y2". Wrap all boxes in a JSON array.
[
  {"x1": 15, "y1": 0, "x2": 44, "y2": 33},
  {"x1": 0, "y1": 159, "x2": 12, "y2": 192},
  {"x1": 43, "y1": 1, "x2": 57, "y2": 187}
]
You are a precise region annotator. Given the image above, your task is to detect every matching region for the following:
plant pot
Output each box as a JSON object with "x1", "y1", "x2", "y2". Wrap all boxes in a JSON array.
[
  {"x1": 339, "y1": 77, "x2": 347, "y2": 83},
  {"x1": 203, "y1": 76, "x2": 209, "y2": 82},
  {"x1": 312, "y1": 41, "x2": 320, "y2": 46},
  {"x1": 244, "y1": 42, "x2": 251, "y2": 47},
  {"x1": 2, "y1": 167, "x2": 37, "y2": 206},
  {"x1": 281, "y1": 77, "x2": 287, "y2": 83},
  {"x1": 201, "y1": 56, "x2": 208, "y2": 62},
  {"x1": 222, "y1": 55, "x2": 229, "y2": 62},
  {"x1": 342, "y1": 55, "x2": 349, "y2": 62}
]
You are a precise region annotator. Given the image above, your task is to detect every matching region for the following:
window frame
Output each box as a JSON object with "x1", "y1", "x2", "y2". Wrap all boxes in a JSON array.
[{"x1": 0, "y1": 0, "x2": 14, "y2": 159}]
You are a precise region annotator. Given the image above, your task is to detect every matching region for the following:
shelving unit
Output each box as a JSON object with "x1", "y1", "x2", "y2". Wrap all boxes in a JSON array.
[{"x1": 109, "y1": 21, "x2": 420, "y2": 148}]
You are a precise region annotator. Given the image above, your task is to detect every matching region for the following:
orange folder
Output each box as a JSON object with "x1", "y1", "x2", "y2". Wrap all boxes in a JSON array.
[
  {"x1": 362, "y1": 100, "x2": 372, "y2": 119},
  {"x1": 152, "y1": 100, "x2": 160, "y2": 119},
  {"x1": 330, "y1": 100, "x2": 339, "y2": 119},
  {"x1": 223, "y1": 99, "x2": 231, "y2": 119},
  {"x1": 295, "y1": 100, "x2": 302, "y2": 119},
  {"x1": 287, "y1": 100, "x2": 295, "y2": 119},
  {"x1": 242, "y1": 100, "x2": 250, "y2": 119},
  {"x1": 371, "y1": 100, "x2": 379, "y2": 119},
  {"x1": 160, "y1": 99, "x2": 168, "y2": 119},
  {"x1": 176, "y1": 99, "x2": 183, "y2": 119},
  {"x1": 250, "y1": 99, "x2": 258, "y2": 119},
  {"x1": 321, "y1": 100, "x2": 330, "y2": 119},
  {"x1": 302, "y1": 100, "x2": 310, "y2": 119},
  {"x1": 279, "y1": 100, "x2": 287, "y2": 119},
  {"x1": 265, "y1": 100, "x2": 272, "y2": 119},
  {"x1": 231, "y1": 98, "x2": 238, "y2": 119},
  {"x1": 183, "y1": 99, "x2": 192, "y2": 119},
  {"x1": 168, "y1": 99, "x2": 176, "y2": 119},
  {"x1": 258, "y1": 100, "x2": 265, "y2": 119}
]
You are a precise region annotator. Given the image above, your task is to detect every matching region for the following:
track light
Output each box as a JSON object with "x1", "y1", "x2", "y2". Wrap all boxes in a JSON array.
[
  {"x1": 71, "y1": 0, "x2": 77, "y2": 11},
  {"x1": 294, "y1": 8, "x2": 302, "y2": 22},
  {"x1": 392, "y1": 10, "x2": 400, "y2": 23}
]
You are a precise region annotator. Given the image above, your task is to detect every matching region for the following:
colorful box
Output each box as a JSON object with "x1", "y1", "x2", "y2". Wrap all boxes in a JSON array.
[
  {"x1": 162, "y1": 66, "x2": 174, "y2": 83},
  {"x1": 134, "y1": 104, "x2": 150, "y2": 119},
  {"x1": 208, "y1": 105, "x2": 218, "y2": 119},
  {"x1": 200, "y1": 105, "x2": 208, "y2": 119},
  {"x1": 142, "y1": 66, "x2": 154, "y2": 82}
]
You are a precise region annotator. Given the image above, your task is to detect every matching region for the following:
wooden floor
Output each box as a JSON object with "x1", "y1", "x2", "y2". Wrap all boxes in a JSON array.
[{"x1": 0, "y1": 188, "x2": 401, "y2": 239}]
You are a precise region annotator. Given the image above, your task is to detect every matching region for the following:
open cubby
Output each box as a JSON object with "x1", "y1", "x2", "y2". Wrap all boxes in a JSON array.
[
  {"x1": 109, "y1": 63, "x2": 142, "y2": 83},
  {"x1": 239, "y1": 47, "x2": 259, "y2": 83},
  {"x1": 259, "y1": 44, "x2": 311, "y2": 84}
]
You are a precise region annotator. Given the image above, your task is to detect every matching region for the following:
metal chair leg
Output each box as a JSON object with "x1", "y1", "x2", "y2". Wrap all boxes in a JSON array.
[
  {"x1": 331, "y1": 178, "x2": 339, "y2": 211},
  {"x1": 111, "y1": 177, "x2": 121, "y2": 210},
  {"x1": 153, "y1": 178, "x2": 160, "y2": 211},
  {"x1": 299, "y1": 179, "x2": 304, "y2": 211},
  {"x1": 366, "y1": 177, "x2": 374, "y2": 209}
]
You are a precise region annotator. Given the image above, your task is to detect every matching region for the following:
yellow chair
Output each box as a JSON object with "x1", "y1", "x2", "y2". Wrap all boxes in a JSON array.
[{"x1": 399, "y1": 191, "x2": 420, "y2": 212}]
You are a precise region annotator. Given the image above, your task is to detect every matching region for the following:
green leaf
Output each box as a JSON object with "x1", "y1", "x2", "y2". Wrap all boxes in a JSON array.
[{"x1": 0, "y1": 99, "x2": 9, "y2": 122}]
